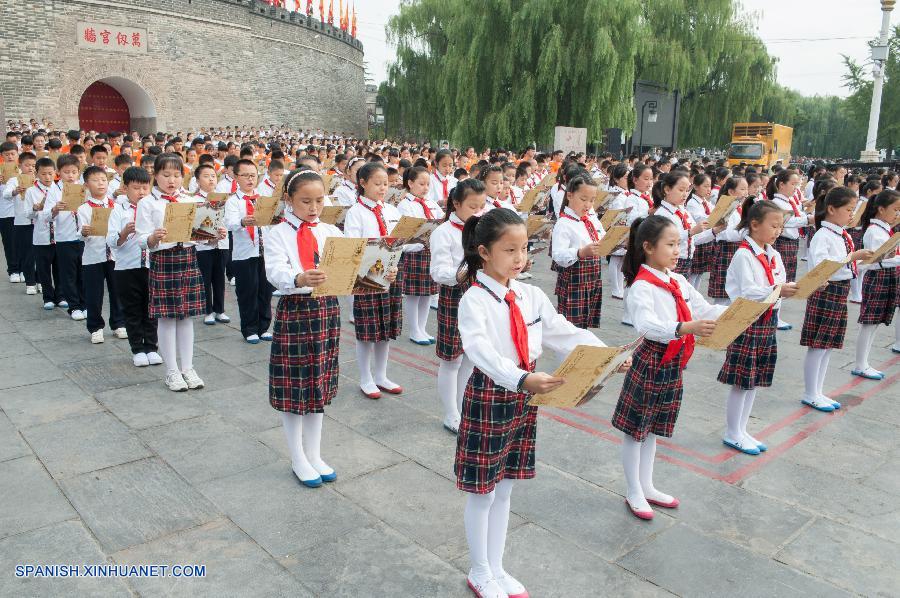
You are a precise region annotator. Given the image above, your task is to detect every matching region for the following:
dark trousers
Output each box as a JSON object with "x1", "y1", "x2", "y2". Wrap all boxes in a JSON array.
[
  {"x1": 196, "y1": 247, "x2": 226, "y2": 314},
  {"x1": 56, "y1": 241, "x2": 84, "y2": 312},
  {"x1": 232, "y1": 256, "x2": 274, "y2": 337},
  {"x1": 0, "y1": 217, "x2": 17, "y2": 274},
  {"x1": 35, "y1": 244, "x2": 59, "y2": 303},
  {"x1": 115, "y1": 267, "x2": 157, "y2": 354},
  {"x1": 83, "y1": 260, "x2": 125, "y2": 333},
  {"x1": 224, "y1": 233, "x2": 234, "y2": 280},
  {"x1": 14, "y1": 224, "x2": 36, "y2": 285}
]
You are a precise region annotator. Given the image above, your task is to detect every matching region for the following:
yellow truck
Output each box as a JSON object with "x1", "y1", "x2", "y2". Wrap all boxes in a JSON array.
[{"x1": 726, "y1": 123, "x2": 793, "y2": 169}]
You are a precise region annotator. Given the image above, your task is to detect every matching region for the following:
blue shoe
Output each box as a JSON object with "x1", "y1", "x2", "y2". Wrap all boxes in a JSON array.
[
  {"x1": 293, "y1": 471, "x2": 323, "y2": 488},
  {"x1": 428, "y1": 337, "x2": 436, "y2": 344},
  {"x1": 43, "y1": 301, "x2": 55, "y2": 310},
  {"x1": 245, "y1": 334, "x2": 261, "y2": 344},
  {"x1": 830, "y1": 400, "x2": 842, "y2": 410},
  {"x1": 320, "y1": 471, "x2": 337, "y2": 483},
  {"x1": 801, "y1": 398, "x2": 835, "y2": 412},
  {"x1": 851, "y1": 369, "x2": 884, "y2": 380},
  {"x1": 893, "y1": 346, "x2": 900, "y2": 354},
  {"x1": 410, "y1": 337, "x2": 432, "y2": 346},
  {"x1": 57, "y1": 300, "x2": 69, "y2": 309},
  {"x1": 755, "y1": 442, "x2": 768, "y2": 452},
  {"x1": 723, "y1": 438, "x2": 760, "y2": 455},
  {"x1": 260, "y1": 332, "x2": 273, "y2": 341}
]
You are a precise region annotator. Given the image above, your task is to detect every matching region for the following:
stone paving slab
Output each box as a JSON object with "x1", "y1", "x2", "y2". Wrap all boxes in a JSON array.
[
  {"x1": 0, "y1": 379, "x2": 104, "y2": 428},
  {"x1": 0, "y1": 456, "x2": 77, "y2": 539}
]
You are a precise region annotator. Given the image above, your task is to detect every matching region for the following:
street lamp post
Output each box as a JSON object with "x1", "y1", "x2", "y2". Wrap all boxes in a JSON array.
[{"x1": 861, "y1": 0, "x2": 895, "y2": 162}]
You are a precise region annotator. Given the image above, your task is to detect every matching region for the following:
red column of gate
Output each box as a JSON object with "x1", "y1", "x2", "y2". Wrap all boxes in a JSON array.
[{"x1": 78, "y1": 81, "x2": 130, "y2": 133}]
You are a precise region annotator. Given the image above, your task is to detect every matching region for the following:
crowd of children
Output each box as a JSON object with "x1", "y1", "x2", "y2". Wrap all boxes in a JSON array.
[{"x1": 1, "y1": 122, "x2": 898, "y2": 598}]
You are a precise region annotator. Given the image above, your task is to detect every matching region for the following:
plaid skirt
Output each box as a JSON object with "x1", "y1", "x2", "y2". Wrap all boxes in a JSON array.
[
  {"x1": 353, "y1": 280, "x2": 402, "y2": 342},
  {"x1": 269, "y1": 295, "x2": 341, "y2": 414},
  {"x1": 848, "y1": 228, "x2": 865, "y2": 254},
  {"x1": 455, "y1": 364, "x2": 537, "y2": 494},
  {"x1": 399, "y1": 249, "x2": 438, "y2": 296},
  {"x1": 801, "y1": 280, "x2": 850, "y2": 349},
  {"x1": 774, "y1": 236, "x2": 800, "y2": 281},
  {"x1": 437, "y1": 283, "x2": 467, "y2": 361},
  {"x1": 859, "y1": 267, "x2": 899, "y2": 325},
  {"x1": 674, "y1": 257, "x2": 693, "y2": 276},
  {"x1": 612, "y1": 340, "x2": 684, "y2": 441},
  {"x1": 708, "y1": 241, "x2": 740, "y2": 299},
  {"x1": 717, "y1": 310, "x2": 777, "y2": 390},
  {"x1": 149, "y1": 246, "x2": 206, "y2": 320},
  {"x1": 555, "y1": 256, "x2": 602, "y2": 329},
  {"x1": 692, "y1": 241, "x2": 716, "y2": 274}
]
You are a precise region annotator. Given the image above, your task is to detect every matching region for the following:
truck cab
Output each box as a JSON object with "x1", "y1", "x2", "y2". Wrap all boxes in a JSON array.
[{"x1": 726, "y1": 123, "x2": 793, "y2": 170}]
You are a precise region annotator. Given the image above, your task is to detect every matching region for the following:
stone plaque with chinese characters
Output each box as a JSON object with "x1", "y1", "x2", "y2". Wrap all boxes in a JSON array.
[{"x1": 77, "y1": 22, "x2": 148, "y2": 54}]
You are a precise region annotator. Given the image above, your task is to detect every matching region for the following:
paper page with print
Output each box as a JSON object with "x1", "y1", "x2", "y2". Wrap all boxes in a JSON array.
[
  {"x1": 862, "y1": 231, "x2": 900, "y2": 265},
  {"x1": 791, "y1": 258, "x2": 851, "y2": 299},
  {"x1": 595, "y1": 225, "x2": 630, "y2": 257},
  {"x1": 353, "y1": 238, "x2": 404, "y2": 294},
  {"x1": 162, "y1": 201, "x2": 196, "y2": 243},
  {"x1": 698, "y1": 286, "x2": 781, "y2": 350},
  {"x1": 311, "y1": 237, "x2": 367, "y2": 297},
  {"x1": 89, "y1": 207, "x2": 113, "y2": 237},
  {"x1": 706, "y1": 195, "x2": 740, "y2": 228}
]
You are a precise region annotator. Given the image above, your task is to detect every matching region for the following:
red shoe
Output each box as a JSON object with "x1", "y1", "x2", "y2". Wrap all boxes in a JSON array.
[
  {"x1": 360, "y1": 388, "x2": 381, "y2": 400},
  {"x1": 625, "y1": 498, "x2": 654, "y2": 520},
  {"x1": 646, "y1": 496, "x2": 680, "y2": 509},
  {"x1": 376, "y1": 384, "x2": 403, "y2": 395}
]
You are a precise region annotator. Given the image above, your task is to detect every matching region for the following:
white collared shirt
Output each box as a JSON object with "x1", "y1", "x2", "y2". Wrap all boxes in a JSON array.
[
  {"x1": 78, "y1": 197, "x2": 116, "y2": 265},
  {"x1": 549, "y1": 184, "x2": 566, "y2": 217},
  {"x1": 686, "y1": 194, "x2": 713, "y2": 224},
  {"x1": 714, "y1": 199, "x2": 746, "y2": 243},
  {"x1": 256, "y1": 176, "x2": 278, "y2": 198},
  {"x1": 11, "y1": 178, "x2": 37, "y2": 225},
  {"x1": 224, "y1": 189, "x2": 263, "y2": 261},
  {"x1": 509, "y1": 185, "x2": 525, "y2": 206},
  {"x1": 626, "y1": 264, "x2": 726, "y2": 342},
  {"x1": 107, "y1": 175, "x2": 122, "y2": 199},
  {"x1": 42, "y1": 181, "x2": 82, "y2": 243},
  {"x1": 0, "y1": 174, "x2": 17, "y2": 218},
  {"x1": 27, "y1": 183, "x2": 52, "y2": 245},
  {"x1": 429, "y1": 213, "x2": 465, "y2": 286},
  {"x1": 135, "y1": 187, "x2": 202, "y2": 252},
  {"x1": 107, "y1": 200, "x2": 149, "y2": 270},
  {"x1": 862, "y1": 219, "x2": 899, "y2": 270},
  {"x1": 772, "y1": 193, "x2": 808, "y2": 240},
  {"x1": 808, "y1": 221, "x2": 855, "y2": 281},
  {"x1": 551, "y1": 207, "x2": 606, "y2": 267},
  {"x1": 344, "y1": 195, "x2": 401, "y2": 239},
  {"x1": 264, "y1": 212, "x2": 344, "y2": 295},
  {"x1": 726, "y1": 235, "x2": 786, "y2": 310},
  {"x1": 459, "y1": 270, "x2": 606, "y2": 391},
  {"x1": 486, "y1": 196, "x2": 516, "y2": 212},
  {"x1": 625, "y1": 189, "x2": 653, "y2": 225},
  {"x1": 427, "y1": 172, "x2": 457, "y2": 206},
  {"x1": 656, "y1": 200, "x2": 714, "y2": 258},
  {"x1": 215, "y1": 175, "x2": 238, "y2": 194},
  {"x1": 397, "y1": 193, "x2": 444, "y2": 220},
  {"x1": 333, "y1": 180, "x2": 358, "y2": 207}
]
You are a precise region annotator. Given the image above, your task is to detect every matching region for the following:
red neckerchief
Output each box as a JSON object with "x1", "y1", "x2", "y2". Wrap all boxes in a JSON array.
[
  {"x1": 694, "y1": 195, "x2": 710, "y2": 215},
  {"x1": 634, "y1": 267, "x2": 694, "y2": 368},
  {"x1": 434, "y1": 173, "x2": 448, "y2": 200},
  {"x1": 228, "y1": 177, "x2": 237, "y2": 194},
  {"x1": 296, "y1": 221, "x2": 318, "y2": 271},
  {"x1": 412, "y1": 195, "x2": 434, "y2": 219},
  {"x1": 449, "y1": 219, "x2": 464, "y2": 232},
  {"x1": 492, "y1": 197, "x2": 503, "y2": 209},
  {"x1": 160, "y1": 193, "x2": 179, "y2": 202},
  {"x1": 785, "y1": 193, "x2": 806, "y2": 238},
  {"x1": 88, "y1": 197, "x2": 114, "y2": 209},
  {"x1": 244, "y1": 193, "x2": 259, "y2": 243},
  {"x1": 825, "y1": 225, "x2": 857, "y2": 278},
  {"x1": 358, "y1": 198, "x2": 388, "y2": 236},
  {"x1": 740, "y1": 241, "x2": 776, "y2": 320},
  {"x1": 674, "y1": 205, "x2": 693, "y2": 253},
  {"x1": 473, "y1": 280, "x2": 529, "y2": 369},
  {"x1": 264, "y1": 178, "x2": 276, "y2": 191},
  {"x1": 634, "y1": 190, "x2": 652, "y2": 211},
  {"x1": 561, "y1": 211, "x2": 599, "y2": 242}
]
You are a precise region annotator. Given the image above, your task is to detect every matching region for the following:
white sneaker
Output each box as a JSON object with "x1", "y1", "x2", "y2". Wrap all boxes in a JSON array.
[
  {"x1": 25, "y1": 286, "x2": 37, "y2": 295},
  {"x1": 36, "y1": 283, "x2": 42, "y2": 293},
  {"x1": 229, "y1": 277, "x2": 236, "y2": 286},
  {"x1": 204, "y1": 313, "x2": 216, "y2": 325},
  {"x1": 90, "y1": 330, "x2": 104, "y2": 344},
  {"x1": 260, "y1": 332, "x2": 273, "y2": 341},
  {"x1": 147, "y1": 351, "x2": 163, "y2": 365},
  {"x1": 71, "y1": 310, "x2": 87, "y2": 321},
  {"x1": 114, "y1": 327, "x2": 128, "y2": 339},
  {"x1": 181, "y1": 368, "x2": 204, "y2": 389},
  {"x1": 132, "y1": 352, "x2": 150, "y2": 367},
  {"x1": 165, "y1": 371, "x2": 189, "y2": 392},
  {"x1": 9, "y1": 273, "x2": 20, "y2": 283},
  {"x1": 43, "y1": 301, "x2": 55, "y2": 310},
  {"x1": 57, "y1": 300, "x2": 69, "y2": 309},
  {"x1": 246, "y1": 334, "x2": 260, "y2": 344},
  {"x1": 466, "y1": 571, "x2": 507, "y2": 598},
  {"x1": 215, "y1": 312, "x2": 231, "y2": 323},
  {"x1": 495, "y1": 572, "x2": 527, "y2": 597}
]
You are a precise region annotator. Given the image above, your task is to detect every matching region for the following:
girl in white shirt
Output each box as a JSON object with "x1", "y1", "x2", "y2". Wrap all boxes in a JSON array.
[
  {"x1": 707, "y1": 176, "x2": 746, "y2": 306},
  {"x1": 193, "y1": 164, "x2": 231, "y2": 325},
  {"x1": 264, "y1": 170, "x2": 344, "y2": 488},
  {"x1": 397, "y1": 166, "x2": 444, "y2": 345},
  {"x1": 612, "y1": 215, "x2": 726, "y2": 521},
  {"x1": 455, "y1": 207, "x2": 620, "y2": 598},
  {"x1": 333, "y1": 157, "x2": 364, "y2": 207},
  {"x1": 853, "y1": 189, "x2": 900, "y2": 380},
  {"x1": 427, "y1": 149, "x2": 457, "y2": 207},
  {"x1": 430, "y1": 179, "x2": 486, "y2": 433},
  {"x1": 686, "y1": 173, "x2": 716, "y2": 289},
  {"x1": 720, "y1": 199, "x2": 799, "y2": 455},
  {"x1": 136, "y1": 154, "x2": 227, "y2": 392},
  {"x1": 343, "y1": 162, "x2": 402, "y2": 399},
  {"x1": 800, "y1": 187, "x2": 874, "y2": 412},
  {"x1": 551, "y1": 173, "x2": 605, "y2": 329},
  {"x1": 479, "y1": 165, "x2": 513, "y2": 211},
  {"x1": 651, "y1": 170, "x2": 715, "y2": 276},
  {"x1": 605, "y1": 164, "x2": 631, "y2": 299},
  {"x1": 769, "y1": 169, "x2": 813, "y2": 284}
]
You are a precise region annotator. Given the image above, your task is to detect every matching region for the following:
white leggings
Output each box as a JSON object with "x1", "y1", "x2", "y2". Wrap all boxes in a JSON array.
[
  {"x1": 157, "y1": 317, "x2": 194, "y2": 375},
  {"x1": 464, "y1": 479, "x2": 514, "y2": 580}
]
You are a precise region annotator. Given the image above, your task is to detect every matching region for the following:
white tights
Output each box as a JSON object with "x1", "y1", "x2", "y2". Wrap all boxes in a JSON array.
[
  {"x1": 403, "y1": 295, "x2": 434, "y2": 342},
  {"x1": 157, "y1": 317, "x2": 194, "y2": 375},
  {"x1": 464, "y1": 479, "x2": 514, "y2": 582},
  {"x1": 280, "y1": 412, "x2": 332, "y2": 480},
  {"x1": 621, "y1": 433, "x2": 673, "y2": 511},
  {"x1": 437, "y1": 355, "x2": 473, "y2": 426},
  {"x1": 803, "y1": 348, "x2": 832, "y2": 400},
  {"x1": 607, "y1": 256, "x2": 625, "y2": 298},
  {"x1": 725, "y1": 386, "x2": 760, "y2": 445},
  {"x1": 355, "y1": 340, "x2": 397, "y2": 393},
  {"x1": 855, "y1": 324, "x2": 879, "y2": 372}
]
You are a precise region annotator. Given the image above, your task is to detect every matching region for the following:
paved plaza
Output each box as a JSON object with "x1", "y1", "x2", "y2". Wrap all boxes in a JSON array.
[{"x1": 0, "y1": 250, "x2": 897, "y2": 597}]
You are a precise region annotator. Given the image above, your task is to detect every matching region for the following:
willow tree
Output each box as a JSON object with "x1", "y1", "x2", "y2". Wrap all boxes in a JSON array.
[{"x1": 384, "y1": 0, "x2": 644, "y2": 148}]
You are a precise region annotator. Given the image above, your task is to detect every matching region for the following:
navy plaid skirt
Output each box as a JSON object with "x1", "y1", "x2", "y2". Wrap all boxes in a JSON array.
[
  {"x1": 399, "y1": 249, "x2": 438, "y2": 296},
  {"x1": 149, "y1": 246, "x2": 206, "y2": 320},
  {"x1": 848, "y1": 228, "x2": 865, "y2": 254},
  {"x1": 674, "y1": 257, "x2": 693, "y2": 276},
  {"x1": 612, "y1": 340, "x2": 684, "y2": 441},
  {"x1": 692, "y1": 241, "x2": 715, "y2": 274},
  {"x1": 774, "y1": 236, "x2": 800, "y2": 282},
  {"x1": 269, "y1": 295, "x2": 341, "y2": 414},
  {"x1": 801, "y1": 280, "x2": 850, "y2": 349},
  {"x1": 717, "y1": 310, "x2": 777, "y2": 389},
  {"x1": 555, "y1": 256, "x2": 602, "y2": 329},
  {"x1": 437, "y1": 283, "x2": 467, "y2": 361},
  {"x1": 708, "y1": 241, "x2": 740, "y2": 299},
  {"x1": 859, "y1": 267, "x2": 898, "y2": 326},
  {"x1": 455, "y1": 364, "x2": 537, "y2": 494},
  {"x1": 353, "y1": 281, "x2": 402, "y2": 342}
]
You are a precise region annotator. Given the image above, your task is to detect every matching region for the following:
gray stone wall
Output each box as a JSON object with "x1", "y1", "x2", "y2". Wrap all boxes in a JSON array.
[{"x1": 0, "y1": 0, "x2": 366, "y2": 136}]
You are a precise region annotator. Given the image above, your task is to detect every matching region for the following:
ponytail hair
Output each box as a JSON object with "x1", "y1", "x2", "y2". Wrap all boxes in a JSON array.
[
  {"x1": 737, "y1": 198, "x2": 780, "y2": 232},
  {"x1": 861, "y1": 180, "x2": 883, "y2": 199},
  {"x1": 355, "y1": 161, "x2": 386, "y2": 197},
  {"x1": 651, "y1": 171, "x2": 690, "y2": 208},
  {"x1": 622, "y1": 215, "x2": 677, "y2": 286},
  {"x1": 402, "y1": 165, "x2": 429, "y2": 191},
  {"x1": 627, "y1": 162, "x2": 652, "y2": 191},
  {"x1": 610, "y1": 163, "x2": 629, "y2": 188},
  {"x1": 719, "y1": 175, "x2": 745, "y2": 199},
  {"x1": 812, "y1": 178, "x2": 838, "y2": 228},
  {"x1": 815, "y1": 186, "x2": 857, "y2": 230},
  {"x1": 860, "y1": 188, "x2": 900, "y2": 231},
  {"x1": 461, "y1": 208, "x2": 527, "y2": 284},
  {"x1": 443, "y1": 177, "x2": 485, "y2": 221},
  {"x1": 765, "y1": 168, "x2": 795, "y2": 200},
  {"x1": 561, "y1": 171, "x2": 598, "y2": 210}
]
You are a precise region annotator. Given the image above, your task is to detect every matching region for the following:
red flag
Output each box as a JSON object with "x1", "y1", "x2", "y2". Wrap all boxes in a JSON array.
[
  {"x1": 306, "y1": 0, "x2": 313, "y2": 15},
  {"x1": 351, "y1": 2, "x2": 357, "y2": 37},
  {"x1": 328, "y1": 0, "x2": 333, "y2": 24}
]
